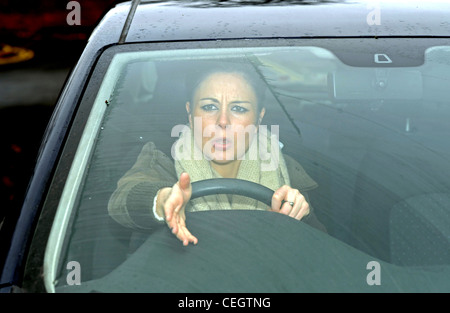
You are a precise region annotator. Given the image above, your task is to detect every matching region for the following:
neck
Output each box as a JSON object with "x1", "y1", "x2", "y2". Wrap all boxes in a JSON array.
[{"x1": 211, "y1": 160, "x2": 242, "y2": 178}]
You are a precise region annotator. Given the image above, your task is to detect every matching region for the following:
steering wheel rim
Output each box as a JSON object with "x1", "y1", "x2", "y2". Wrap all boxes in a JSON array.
[{"x1": 191, "y1": 178, "x2": 275, "y2": 207}]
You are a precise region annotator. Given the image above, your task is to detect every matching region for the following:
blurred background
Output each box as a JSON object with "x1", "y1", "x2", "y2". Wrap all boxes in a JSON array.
[{"x1": 0, "y1": 0, "x2": 124, "y2": 228}]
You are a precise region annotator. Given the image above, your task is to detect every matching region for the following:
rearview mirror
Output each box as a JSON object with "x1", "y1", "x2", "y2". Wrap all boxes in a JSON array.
[{"x1": 329, "y1": 68, "x2": 423, "y2": 101}]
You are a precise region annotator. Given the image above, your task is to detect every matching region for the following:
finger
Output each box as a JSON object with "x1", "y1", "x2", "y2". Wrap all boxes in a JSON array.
[
  {"x1": 288, "y1": 199, "x2": 302, "y2": 219},
  {"x1": 176, "y1": 225, "x2": 198, "y2": 246},
  {"x1": 288, "y1": 192, "x2": 306, "y2": 218},
  {"x1": 295, "y1": 199, "x2": 310, "y2": 220},
  {"x1": 179, "y1": 172, "x2": 191, "y2": 192},
  {"x1": 169, "y1": 210, "x2": 182, "y2": 236},
  {"x1": 178, "y1": 172, "x2": 192, "y2": 203},
  {"x1": 167, "y1": 213, "x2": 177, "y2": 233},
  {"x1": 279, "y1": 188, "x2": 300, "y2": 216},
  {"x1": 172, "y1": 213, "x2": 198, "y2": 245},
  {"x1": 271, "y1": 185, "x2": 289, "y2": 212},
  {"x1": 280, "y1": 200, "x2": 295, "y2": 216}
]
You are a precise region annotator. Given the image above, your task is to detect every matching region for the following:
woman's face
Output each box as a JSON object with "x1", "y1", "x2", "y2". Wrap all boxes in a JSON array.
[{"x1": 187, "y1": 72, "x2": 265, "y2": 167}]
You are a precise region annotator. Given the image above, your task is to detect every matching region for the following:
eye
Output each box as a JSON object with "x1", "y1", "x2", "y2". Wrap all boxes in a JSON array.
[
  {"x1": 231, "y1": 105, "x2": 249, "y2": 113},
  {"x1": 200, "y1": 104, "x2": 218, "y2": 111}
]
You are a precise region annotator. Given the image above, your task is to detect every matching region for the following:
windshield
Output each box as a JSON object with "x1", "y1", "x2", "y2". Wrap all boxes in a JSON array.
[{"x1": 45, "y1": 43, "x2": 450, "y2": 292}]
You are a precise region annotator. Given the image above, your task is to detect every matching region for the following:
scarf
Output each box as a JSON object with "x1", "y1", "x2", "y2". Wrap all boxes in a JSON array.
[{"x1": 172, "y1": 125, "x2": 290, "y2": 212}]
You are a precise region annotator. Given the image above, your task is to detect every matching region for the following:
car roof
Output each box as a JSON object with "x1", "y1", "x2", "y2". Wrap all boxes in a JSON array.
[{"x1": 88, "y1": 0, "x2": 450, "y2": 50}]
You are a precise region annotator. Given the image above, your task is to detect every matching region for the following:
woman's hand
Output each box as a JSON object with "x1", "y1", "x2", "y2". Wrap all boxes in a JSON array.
[
  {"x1": 156, "y1": 172, "x2": 198, "y2": 246},
  {"x1": 271, "y1": 185, "x2": 310, "y2": 220}
]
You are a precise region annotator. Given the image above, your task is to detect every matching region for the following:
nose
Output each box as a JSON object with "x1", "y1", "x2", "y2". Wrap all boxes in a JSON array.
[{"x1": 217, "y1": 108, "x2": 230, "y2": 129}]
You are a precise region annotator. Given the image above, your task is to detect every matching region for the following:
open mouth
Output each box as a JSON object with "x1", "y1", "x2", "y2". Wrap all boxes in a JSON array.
[{"x1": 212, "y1": 138, "x2": 232, "y2": 151}]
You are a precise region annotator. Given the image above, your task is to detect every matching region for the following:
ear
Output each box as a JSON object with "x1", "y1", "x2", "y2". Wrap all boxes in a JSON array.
[{"x1": 186, "y1": 101, "x2": 193, "y2": 127}]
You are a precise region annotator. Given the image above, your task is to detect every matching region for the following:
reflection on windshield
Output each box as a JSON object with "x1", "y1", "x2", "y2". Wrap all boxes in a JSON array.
[{"x1": 46, "y1": 46, "x2": 450, "y2": 292}]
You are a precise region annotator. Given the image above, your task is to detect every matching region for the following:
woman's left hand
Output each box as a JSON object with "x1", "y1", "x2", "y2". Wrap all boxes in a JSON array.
[{"x1": 271, "y1": 185, "x2": 310, "y2": 220}]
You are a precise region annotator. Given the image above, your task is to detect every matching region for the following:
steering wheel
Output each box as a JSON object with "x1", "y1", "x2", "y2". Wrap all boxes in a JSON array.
[
  {"x1": 124, "y1": 178, "x2": 277, "y2": 253},
  {"x1": 191, "y1": 178, "x2": 275, "y2": 207}
]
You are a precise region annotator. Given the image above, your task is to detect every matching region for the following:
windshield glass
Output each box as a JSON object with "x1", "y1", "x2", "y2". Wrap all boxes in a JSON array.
[{"x1": 45, "y1": 44, "x2": 450, "y2": 292}]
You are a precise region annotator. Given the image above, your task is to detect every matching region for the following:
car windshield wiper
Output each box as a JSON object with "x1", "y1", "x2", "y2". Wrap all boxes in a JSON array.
[{"x1": 246, "y1": 53, "x2": 303, "y2": 139}]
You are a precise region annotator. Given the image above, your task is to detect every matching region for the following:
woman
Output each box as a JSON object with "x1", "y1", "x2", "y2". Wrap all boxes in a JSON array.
[{"x1": 108, "y1": 64, "x2": 326, "y2": 246}]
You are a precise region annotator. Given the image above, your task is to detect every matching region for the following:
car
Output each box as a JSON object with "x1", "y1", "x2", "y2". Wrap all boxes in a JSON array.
[{"x1": 1, "y1": 0, "x2": 450, "y2": 294}]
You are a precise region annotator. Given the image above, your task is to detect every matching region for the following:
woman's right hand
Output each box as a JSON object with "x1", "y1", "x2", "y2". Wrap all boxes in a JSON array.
[{"x1": 156, "y1": 172, "x2": 198, "y2": 246}]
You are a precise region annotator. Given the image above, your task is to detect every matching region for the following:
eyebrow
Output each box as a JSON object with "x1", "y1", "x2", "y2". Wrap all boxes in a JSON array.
[
  {"x1": 199, "y1": 97, "x2": 219, "y2": 103},
  {"x1": 199, "y1": 98, "x2": 252, "y2": 105}
]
